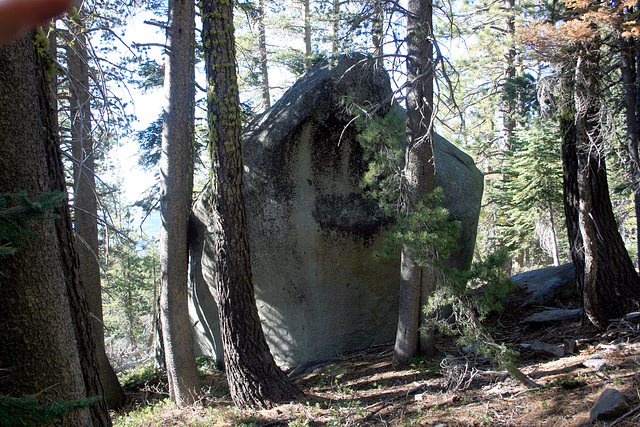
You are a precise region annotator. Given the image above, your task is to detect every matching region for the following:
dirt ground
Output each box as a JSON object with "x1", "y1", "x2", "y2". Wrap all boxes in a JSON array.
[
  {"x1": 251, "y1": 300, "x2": 640, "y2": 426},
  {"x1": 122, "y1": 298, "x2": 640, "y2": 426}
]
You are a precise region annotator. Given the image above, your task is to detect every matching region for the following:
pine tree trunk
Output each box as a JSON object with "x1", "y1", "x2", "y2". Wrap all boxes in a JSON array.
[
  {"x1": 201, "y1": 0, "x2": 302, "y2": 408},
  {"x1": 0, "y1": 31, "x2": 110, "y2": 426},
  {"x1": 548, "y1": 201, "x2": 560, "y2": 266},
  {"x1": 304, "y1": 0, "x2": 312, "y2": 70},
  {"x1": 159, "y1": 0, "x2": 202, "y2": 406},
  {"x1": 67, "y1": 10, "x2": 126, "y2": 409},
  {"x1": 258, "y1": 0, "x2": 270, "y2": 110},
  {"x1": 393, "y1": 0, "x2": 436, "y2": 366},
  {"x1": 560, "y1": 113, "x2": 585, "y2": 289},
  {"x1": 562, "y1": 42, "x2": 640, "y2": 329},
  {"x1": 372, "y1": 0, "x2": 383, "y2": 67},
  {"x1": 620, "y1": 34, "x2": 640, "y2": 271},
  {"x1": 332, "y1": 0, "x2": 340, "y2": 55},
  {"x1": 501, "y1": 0, "x2": 516, "y2": 151}
]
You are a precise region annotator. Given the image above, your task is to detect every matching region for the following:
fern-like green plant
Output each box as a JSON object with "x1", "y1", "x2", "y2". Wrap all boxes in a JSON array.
[
  {"x1": 0, "y1": 394, "x2": 101, "y2": 426},
  {"x1": 0, "y1": 191, "x2": 64, "y2": 255}
]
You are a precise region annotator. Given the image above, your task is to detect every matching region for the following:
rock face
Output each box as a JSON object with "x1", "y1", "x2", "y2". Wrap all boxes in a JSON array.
[
  {"x1": 188, "y1": 54, "x2": 484, "y2": 368},
  {"x1": 509, "y1": 262, "x2": 576, "y2": 307}
]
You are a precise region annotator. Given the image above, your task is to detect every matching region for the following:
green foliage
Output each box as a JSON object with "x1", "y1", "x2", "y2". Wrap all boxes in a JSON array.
[
  {"x1": 356, "y1": 108, "x2": 462, "y2": 268},
  {"x1": 288, "y1": 419, "x2": 310, "y2": 427},
  {"x1": 99, "y1": 185, "x2": 159, "y2": 356},
  {"x1": 386, "y1": 192, "x2": 462, "y2": 269},
  {"x1": 410, "y1": 356, "x2": 440, "y2": 374},
  {"x1": 136, "y1": 59, "x2": 164, "y2": 91},
  {"x1": 136, "y1": 116, "x2": 163, "y2": 171},
  {"x1": 0, "y1": 191, "x2": 64, "y2": 256},
  {"x1": 118, "y1": 361, "x2": 162, "y2": 389},
  {"x1": 195, "y1": 356, "x2": 216, "y2": 371},
  {"x1": 0, "y1": 394, "x2": 101, "y2": 426},
  {"x1": 357, "y1": 108, "x2": 530, "y2": 383},
  {"x1": 546, "y1": 375, "x2": 586, "y2": 390},
  {"x1": 422, "y1": 247, "x2": 520, "y2": 372},
  {"x1": 495, "y1": 117, "x2": 567, "y2": 265},
  {"x1": 357, "y1": 107, "x2": 405, "y2": 212}
]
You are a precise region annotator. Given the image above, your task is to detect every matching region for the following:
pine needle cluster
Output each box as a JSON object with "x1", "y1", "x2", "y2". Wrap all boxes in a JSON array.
[{"x1": 0, "y1": 191, "x2": 64, "y2": 256}]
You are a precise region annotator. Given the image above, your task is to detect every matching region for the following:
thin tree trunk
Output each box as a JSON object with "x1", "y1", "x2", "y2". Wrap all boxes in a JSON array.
[
  {"x1": 372, "y1": 0, "x2": 383, "y2": 67},
  {"x1": 332, "y1": 0, "x2": 340, "y2": 55},
  {"x1": 501, "y1": 0, "x2": 516, "y2": 151},
  {"x1": 304, "y1": 0, "x2": 312, "y2": 70},
  {"x1": 393, "y1": 0, "x2": 436, "y2": 366},
  {"x1": 620, "y1": 33, "x2": 640, "y2": 271},
  {"x1": 160, "y1": 0, "x2": 202, "y2": 406},
  {"x1": 0, "y1": 31, "x2": 110, "y2": 426},
  {"x1": 67, "y1": 7, "x2": 126, "y2": 409},
  {"x1": 258, "y1": 0, "x2": 270, "y2": 109},
  {"x1": 201, "y1": 0, "x2": 302, "y2": 408},
  {"x1": 548, "y1": 200, "x2": 560, "y2": 266}
]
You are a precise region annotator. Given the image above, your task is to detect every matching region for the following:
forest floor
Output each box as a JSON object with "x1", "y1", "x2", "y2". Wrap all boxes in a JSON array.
[{"x1": 114, "y1": 297, "x2": 640, "y2": 426}]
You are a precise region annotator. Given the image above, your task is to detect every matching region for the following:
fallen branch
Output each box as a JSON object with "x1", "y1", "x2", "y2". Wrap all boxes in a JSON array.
[{"x1": 609, "y1": 403, "x2": 640, "y2": 426}]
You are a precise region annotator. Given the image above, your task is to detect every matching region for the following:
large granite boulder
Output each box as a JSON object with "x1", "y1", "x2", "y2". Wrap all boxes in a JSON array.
[{"x1": 188, "y1": 54, "x2": 484, "y2": 368}]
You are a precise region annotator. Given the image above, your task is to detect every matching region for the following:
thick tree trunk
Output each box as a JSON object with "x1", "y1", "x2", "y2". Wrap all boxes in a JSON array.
[
  {"x1": 159, "y1": 0, "x2": 202, "y2": 406},
  {"x1": 67, "y1": 10, "x2": 126, "y2": 409},
  {"x1": 201, "y1": 0, "x2": 302, "y2": 408},
  {"x1": 562, "y1": 43, "x2": 640, "y2": 329},
  {"x1": 560, "y1": 114, "x2": 585, "y2": 289},
  {"x1": 0, "y1": 31, "x2": 109, "y2": 426},
  {"x1": 393, "y1": 0, "x2": 436, "y2": 366}
]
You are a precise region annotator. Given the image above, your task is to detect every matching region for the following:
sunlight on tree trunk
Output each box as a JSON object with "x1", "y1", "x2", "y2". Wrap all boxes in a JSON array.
[
  {"x1": 159, "y1": 0, "x2": 202, "y2": 406},
  {"x1": 68, "y1": 4, "x2": 126, "y2": 409},
  {"x1": 393, "y1": 0, "x2": 437, "y2": 367},
  {"x1": 201, "y1": 0, "x2": 303, "y2": 408}
]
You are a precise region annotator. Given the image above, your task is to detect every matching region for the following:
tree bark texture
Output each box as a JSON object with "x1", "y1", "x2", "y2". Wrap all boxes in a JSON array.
[
  {"x1": 333, "y1": 0, "x2": 341, "y2": 55},
  {"x1": 372, "y1": 0, "x2": 384, "y2": 67},
  {"x1": 562, "y1": 42, "x2": 640, "y2": 329},
  {"x1": 0, "y1": 31, "x2": 109, "y2": 426},
  {"x1": 67, "y1": 9, "x2": 126, "y2": 409},
  {"x1": 201, "y1": 0, "x2": 302, "y2": 408},
  {"x1": 620, "y1": 34, "x2": 640, "y2": 271},
  {"x1": 258, "y1": 0, "x2": 270, "y2": 110},
  {"x1": 393, "y1": 0, "x2": 436, "y2": 366},
  {"x1": 159, "y1": 0, "x2": 202, "y2": 406},
  {"x1": 501, "y1": 0, "x2": 516, "y2": 151},
  {"x1": 304, "y1": 0, "x2": 312, "y2": 70}
]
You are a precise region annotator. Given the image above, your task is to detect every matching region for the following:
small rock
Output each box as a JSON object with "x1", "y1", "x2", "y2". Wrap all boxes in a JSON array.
[
  {"x1": 564, "y1": 339, "x2": 578, "y2": 354},
  {"x1": 590, "y1": 388, "x2": 628, "y2": 422},
  {"x1": 583, "y1": 358, "x2": 607, "y2": 370},
  {"x1": 523, "y1": 308, "x2": 583, "y2": 324},
  {"x1": 531, "y1": 341, "x2": 565, "y2": 358}
]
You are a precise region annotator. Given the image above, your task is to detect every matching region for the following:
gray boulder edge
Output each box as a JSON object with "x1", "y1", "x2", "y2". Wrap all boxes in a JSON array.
[
  {"x1": 509, "y1": 262, "x2": 576, "y2": 307},
  {"x1": 188, "y1": 54, "x2": 483, "y2": 369}
]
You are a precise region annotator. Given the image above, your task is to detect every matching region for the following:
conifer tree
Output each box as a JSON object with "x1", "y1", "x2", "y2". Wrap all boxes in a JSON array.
[
  {"x1": 201, "y1": 0, "x2": 302, "y2": 408},
  {"x1": 521, "y1": 0, "x2": 640, "y2": 327},
  {"x1": 159, "y1": 0, "x2": 203, "y2": 405},
  {"x1": 393, "y1": 0, "x2": 437, "y2": 366}
]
